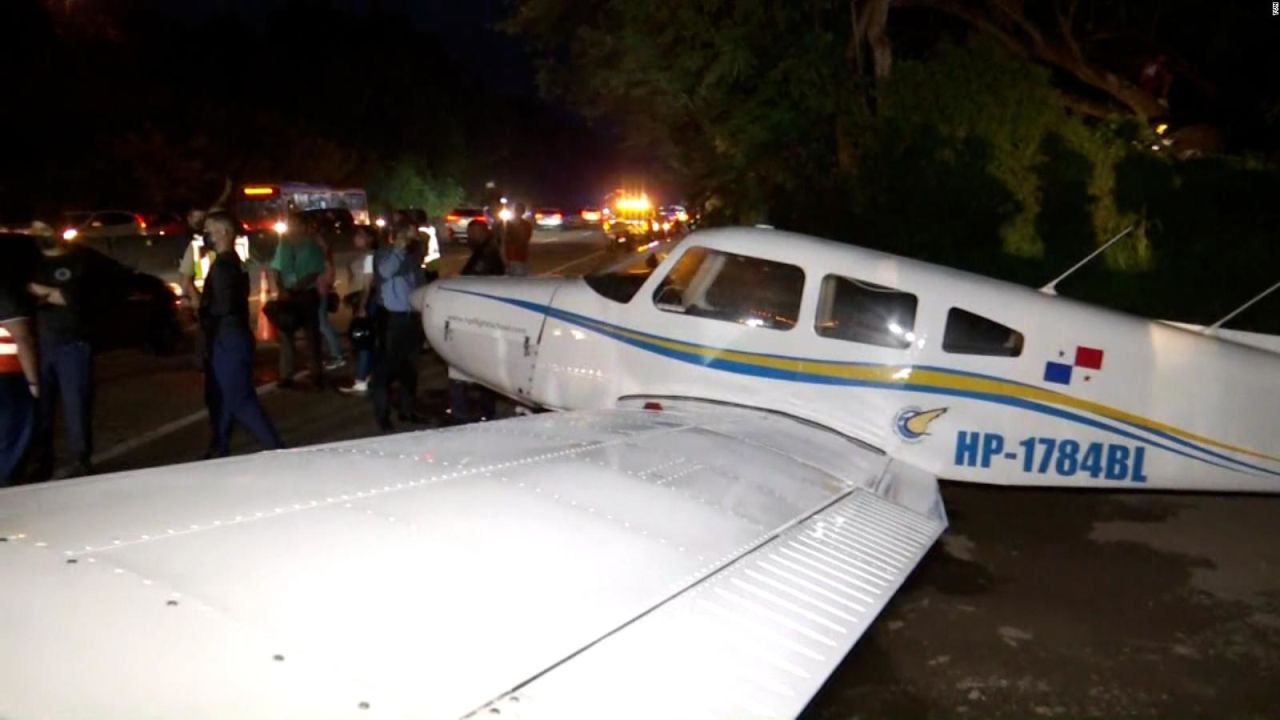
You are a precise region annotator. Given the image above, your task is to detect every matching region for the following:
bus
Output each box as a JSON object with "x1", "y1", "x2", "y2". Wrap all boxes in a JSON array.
[{"x1": 236, "y1": 183, "x2": 370, "y2": 234}]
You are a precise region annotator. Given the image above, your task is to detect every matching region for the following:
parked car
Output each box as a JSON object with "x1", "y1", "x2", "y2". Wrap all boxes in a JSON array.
[
  {"x1": 567, "y1": 207, "x2": 604, "y2": 229},
  {"x1": 444, "y1": 207, "x2": 488, "y2": 241},
  {"x1": 145, "y1": 212, "x2": 187, "y2": 237},
  {"x1": 61, "y1": 210, "x2": 149, "y2": 240},
  {"x1": 108, "y1": 269, "x2": 183, "y2": 355}
]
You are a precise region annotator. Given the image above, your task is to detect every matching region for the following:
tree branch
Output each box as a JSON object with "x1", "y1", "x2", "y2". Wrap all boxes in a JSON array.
[
  {"x1": 896, "y1": 0, "x2": 1168, "y2": 119},
  {"x1": 1056, "y1": 91, "x2": 1118, "y2": 120},
  {"x1": 1055, "y1": 0, "x2": 1084, "y2": 63},
  {"x1": 990, "y1": 0, "x2": 1044, "y2": 48}
]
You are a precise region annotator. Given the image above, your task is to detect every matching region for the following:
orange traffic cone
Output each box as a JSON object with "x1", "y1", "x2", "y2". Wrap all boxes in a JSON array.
[{"x1": 256, "y1": 266, "x2": 276, "y2": 342}]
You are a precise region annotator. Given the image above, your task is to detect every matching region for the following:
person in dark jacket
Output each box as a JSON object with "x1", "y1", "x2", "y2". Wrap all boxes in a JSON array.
[
  {"x1": 202, "y1": 212, "x2": 282, "y2": 456},
  {"x1": 448, "y1": 219, "x2": 504, "y2": 422},
  {"x1": 460, "y1": 219, "x2": 504, "y2": 277},
  {"x1": 28, "y1": 234, "x2": 131, "y2": 479}
]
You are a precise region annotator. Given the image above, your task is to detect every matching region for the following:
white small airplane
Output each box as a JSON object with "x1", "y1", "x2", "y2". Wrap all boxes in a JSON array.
[{"x1": 1, "y1": 227, "x2": 1276, "y2": 719}]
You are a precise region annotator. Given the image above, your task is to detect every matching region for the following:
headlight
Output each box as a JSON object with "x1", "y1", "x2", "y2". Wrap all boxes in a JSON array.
[
  {"x1": 498, "y1": 208, "x2": 514, "y2": 222},
  {"x1": 273, "y1": 221, "x2": 288, "y2": 234},
  {"x1": 374, "y1": 218, "x2": 387, "y2": 228},
  {"x1": 167, "y1": 281, "x2": 184, "y2": 297},
  {"x1": 62, "y1": 228, "x2": 78, "y2": 241}
]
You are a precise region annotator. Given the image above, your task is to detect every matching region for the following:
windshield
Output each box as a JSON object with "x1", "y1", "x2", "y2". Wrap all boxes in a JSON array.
[
  {"x1": 583, "y1": 243, "x2": 674, "y2": 303},
  {"x1": 237, "y1": 197, "x2": 283, "y2": 222}
]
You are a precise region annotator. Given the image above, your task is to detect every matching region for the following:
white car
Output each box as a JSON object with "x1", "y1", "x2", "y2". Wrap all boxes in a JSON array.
[{"x1": 444, "y1": 207, "x2": 488, "y2": 241}]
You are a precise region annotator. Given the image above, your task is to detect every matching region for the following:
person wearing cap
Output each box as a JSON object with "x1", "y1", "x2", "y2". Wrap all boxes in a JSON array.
[
  {"x1": 0, "y1": 233, "x2": 41, "y2": 486},
  {"x1": 202, "y1": 212, "x2": 282, "y2": 456}
]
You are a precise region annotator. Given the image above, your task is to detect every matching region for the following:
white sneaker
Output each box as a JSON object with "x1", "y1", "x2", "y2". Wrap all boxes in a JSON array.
[{"x1": 340, "y1": 379, "x2": 369, "y2": 395}]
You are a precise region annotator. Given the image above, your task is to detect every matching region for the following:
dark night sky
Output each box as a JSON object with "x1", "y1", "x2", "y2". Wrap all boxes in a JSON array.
[
  {"x1": 25, "y1": 0, "x2": 636, "y2": 210},
  {"x1": 139, "y1": 0, "x2": 538, "y2": 94}
]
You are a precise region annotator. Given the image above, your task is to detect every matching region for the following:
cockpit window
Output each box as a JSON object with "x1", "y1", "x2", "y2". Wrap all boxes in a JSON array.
[
  {"x1": 943, "y1": 307, "x2": 1024, "y2": 357},
  {"x1": 583, "y1": 245, "x2": 672, "y2": 303},
  {"x1": 815, "y1": 275, "x2": 919, "y2": 349},
  {"x1": 652, "y1": 247, "x2": 804, "y2": 331}
]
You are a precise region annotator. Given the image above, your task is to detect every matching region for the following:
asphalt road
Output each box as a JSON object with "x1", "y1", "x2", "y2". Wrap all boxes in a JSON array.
[{"x1": 29, "y1": 228, "x2": 1280, "y2": 718}]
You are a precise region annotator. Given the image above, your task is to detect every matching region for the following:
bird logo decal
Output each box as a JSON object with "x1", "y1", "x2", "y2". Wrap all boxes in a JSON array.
[{"x1": 894, "y1": 406, "x2": 948, "y2": 442}]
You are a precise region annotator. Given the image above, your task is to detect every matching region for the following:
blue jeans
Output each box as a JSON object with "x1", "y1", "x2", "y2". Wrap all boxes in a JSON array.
[
  {"x1": 0, "y1": 374, "x2": 34, "y2": 486},
  {"x1": 355, "y1": 347, "x2": 373, "y2": 382},
  {"x1": 318, "y1": 302, "x2": 343, "y2": 361},
  {"x1": 35, "y1": 340, "x2": 93, "y2": 474},
  {"x1": 211, "y1": 326, "x2": 282, "y2": 456}
]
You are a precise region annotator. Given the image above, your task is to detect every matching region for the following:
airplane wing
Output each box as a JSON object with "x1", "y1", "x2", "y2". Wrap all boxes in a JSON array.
[{"x1": 0, "y1": 399, "x2": 945, "y2": 719}]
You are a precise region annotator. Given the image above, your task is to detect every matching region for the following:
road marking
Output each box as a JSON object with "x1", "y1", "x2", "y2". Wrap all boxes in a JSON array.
[
  {"x1": 57, "y1": 374, "x2": 301, "y2": 476},
  {"x1": 544, "y1": 249, "x2": 606, "y2": 276}
]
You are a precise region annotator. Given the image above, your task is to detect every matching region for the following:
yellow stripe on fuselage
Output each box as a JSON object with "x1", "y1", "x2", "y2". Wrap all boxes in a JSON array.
[{"x1": 582, "y1": 317, "x2": 1280, "y2": 465}]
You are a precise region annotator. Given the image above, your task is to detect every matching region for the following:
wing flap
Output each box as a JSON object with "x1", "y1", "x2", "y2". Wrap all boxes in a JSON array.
[{"x1": 468, "y1": 476, "x2": 944, "y2": 720}]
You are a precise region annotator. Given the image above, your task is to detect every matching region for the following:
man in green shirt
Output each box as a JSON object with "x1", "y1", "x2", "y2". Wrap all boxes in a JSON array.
[{"x1": 269, "y1": 217, "x2": 327, "y2": 389}]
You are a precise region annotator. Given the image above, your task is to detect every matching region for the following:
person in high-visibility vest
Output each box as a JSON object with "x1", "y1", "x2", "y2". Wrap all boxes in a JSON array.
[
  {"x1": 177, "y1": 208, "x2": 209, "y2": 306},
  {"x1": 0, "y1": 233, "x2": 41, "y2": 486}
]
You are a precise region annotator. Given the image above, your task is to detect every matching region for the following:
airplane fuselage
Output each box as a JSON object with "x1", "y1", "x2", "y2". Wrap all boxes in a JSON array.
[{"x1": 419, "y1": 228, "x2": 1280, "y2": 492}]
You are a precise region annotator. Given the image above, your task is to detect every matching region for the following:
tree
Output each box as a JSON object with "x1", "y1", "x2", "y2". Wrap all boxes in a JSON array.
[
  {"x1": 368, "y1": 160, "x2": 464, "y2": 219},
  {"x1": 508, "y1": 0, "x2": 865, "y2": 222}
]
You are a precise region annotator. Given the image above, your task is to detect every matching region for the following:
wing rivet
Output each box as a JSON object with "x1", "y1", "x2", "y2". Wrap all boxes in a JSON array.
[
  {"x1": 358, "y1": 701, "x2": 370, "y2": 710},
  {"x1": 487, "y1": 708, "x2": 501, "y2": 715},
  {"x1": 65, "y1": 558, "x2": 78, "y2": 564},
  {"x1": 272, "y1": 654, "x2": 284, "y2": 662},
  {"x1": 166, "y1": 599, "x2": 179, "y2": 607}
]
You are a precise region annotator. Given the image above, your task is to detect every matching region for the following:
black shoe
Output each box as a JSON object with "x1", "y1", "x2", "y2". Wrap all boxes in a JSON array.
[{"x1": 56, "y1": 461, "x2": 94, "y2": 480}]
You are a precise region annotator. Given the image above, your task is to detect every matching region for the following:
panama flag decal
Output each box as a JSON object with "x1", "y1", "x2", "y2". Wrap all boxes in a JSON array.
[{"x1": 1044, "y1": 345, "x2": 1105, "y2": 385}]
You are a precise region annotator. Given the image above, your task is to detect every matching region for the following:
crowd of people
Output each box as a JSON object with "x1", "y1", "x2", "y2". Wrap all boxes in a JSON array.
[{"x1": 0, "y1": 203, "x2": 535, "y2": 488}]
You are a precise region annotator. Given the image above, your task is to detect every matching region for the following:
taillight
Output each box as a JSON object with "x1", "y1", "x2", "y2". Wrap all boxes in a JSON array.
[
  {"x1": 446, "y1": 214, "x2": 460, "y2": 222},
  {"x1": 136, "y1": 214, "x2": 148, "y2": 230}
]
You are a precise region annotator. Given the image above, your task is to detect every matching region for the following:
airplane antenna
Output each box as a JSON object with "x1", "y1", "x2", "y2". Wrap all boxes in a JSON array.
[
  {"x1": 1204, "y1": 279, "x2": 1280, "y2": 333},
  {"x1": 1039, "y1": 225, "x2": 1135, "y2": 296}
]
